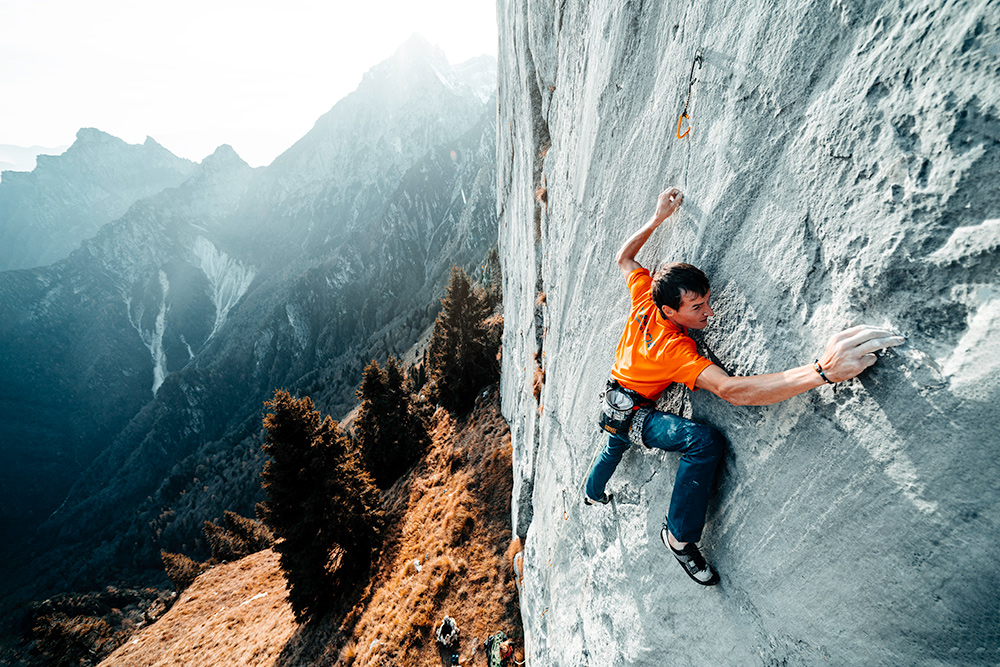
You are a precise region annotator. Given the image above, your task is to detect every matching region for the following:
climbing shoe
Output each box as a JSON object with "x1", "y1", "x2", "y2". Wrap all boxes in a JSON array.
[
  {"x1": 660, "y1": 524, "x2": 720, "y2": 586},
  {"x1": 583, "y1": 492, "x2": 612, "y2": 506}
]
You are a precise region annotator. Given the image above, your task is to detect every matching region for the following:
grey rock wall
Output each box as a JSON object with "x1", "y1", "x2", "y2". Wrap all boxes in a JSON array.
[{"x1": 497, "y1": 1, "x2": 999, "y2": 665}]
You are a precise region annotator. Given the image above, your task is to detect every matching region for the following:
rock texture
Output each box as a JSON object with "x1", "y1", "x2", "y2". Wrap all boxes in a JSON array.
[{"x1": 497, "y1": 1, "x2": 999, "y2": 665}]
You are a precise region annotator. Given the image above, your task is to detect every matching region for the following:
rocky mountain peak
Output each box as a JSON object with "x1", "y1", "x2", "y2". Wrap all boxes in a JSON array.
[
  {"x1": 53, "y1": 128, "x2": 190, "y2": 170},
  {"x1": 356, "y1": 32, "x2": 475, "y2": 105},
  {"x1": 454, "y1": 54, "x2": 498, "y2": 103},
  {"x1": 199, "y1": 144, "x2": 250, "y2": 173},
  {"x1": 256, "y1": 35, "x2": 490, "y2": 215},
  {"x1": 393, "y1": 32, "x2": 447, "y2": 64},
  {"x1": 74, "y1": 127, "x2": 119, "y2": 145},
  {"x1": 0, "y1": 128, "x2": 196, "y2": 271}
]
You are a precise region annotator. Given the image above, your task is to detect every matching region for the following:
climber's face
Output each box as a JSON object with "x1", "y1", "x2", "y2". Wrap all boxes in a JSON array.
[{"x1": 661, "y1": 290, "x2": 714, "y2": 330}]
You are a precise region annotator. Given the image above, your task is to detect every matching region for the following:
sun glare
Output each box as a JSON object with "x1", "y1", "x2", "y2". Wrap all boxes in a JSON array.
[{"x1": 0, "y1": 0, "x2": 498, "y2": 167}]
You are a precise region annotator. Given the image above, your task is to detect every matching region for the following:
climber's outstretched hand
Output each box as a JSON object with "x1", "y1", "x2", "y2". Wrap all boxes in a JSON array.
[
  {"x1": 653, "y1": 187, "x2": 683, "y2": 223},
  {"x1": 818, "y1": 325, "x2": 906, "y2": 382},
  {"x1": 616, "y1": 187, "x2": 684, "y2": 278}
]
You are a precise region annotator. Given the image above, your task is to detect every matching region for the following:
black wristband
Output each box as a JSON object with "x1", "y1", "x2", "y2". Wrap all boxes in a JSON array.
[{"x1": 813, "y1": 359, "x2": 834, "y2": 384}]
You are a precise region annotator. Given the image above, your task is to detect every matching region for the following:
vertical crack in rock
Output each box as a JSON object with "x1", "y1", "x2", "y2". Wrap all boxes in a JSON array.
[{"x1": 511, "y1": 34, "x2": 556, "y2": 542}]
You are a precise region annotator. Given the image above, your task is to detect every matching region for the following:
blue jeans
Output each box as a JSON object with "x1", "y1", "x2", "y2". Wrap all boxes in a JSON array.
[{"x1": 585, "y1": 410, "x2": 726, "y2": 543}]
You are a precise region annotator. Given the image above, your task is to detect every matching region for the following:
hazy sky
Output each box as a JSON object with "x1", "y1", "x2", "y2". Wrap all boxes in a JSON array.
[{"x1": 0, "y1": 0, "x2": 497, "y2": 167}]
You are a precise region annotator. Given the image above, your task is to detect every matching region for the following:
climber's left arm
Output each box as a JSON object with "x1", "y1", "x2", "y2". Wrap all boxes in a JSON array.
[{"x1": 694, "y1": 325, "x2": 905, "y2": 406}]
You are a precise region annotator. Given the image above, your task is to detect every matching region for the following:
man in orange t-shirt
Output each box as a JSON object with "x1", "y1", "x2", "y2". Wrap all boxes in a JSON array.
[{"x1": 585, "y1": 188, "x2": 905, "y2": 586}]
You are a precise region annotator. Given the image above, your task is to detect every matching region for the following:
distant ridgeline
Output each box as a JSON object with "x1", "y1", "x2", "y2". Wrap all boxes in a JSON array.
[
  {"x1": 0, "y1": 129, "x2": 196, "y2": 271},
  {"x1": 0, "y1": 35, "x2": 499, "y2": 628}
]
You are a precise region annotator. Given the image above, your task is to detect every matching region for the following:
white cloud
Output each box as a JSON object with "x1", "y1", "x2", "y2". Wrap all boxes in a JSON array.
[{"x1": 0, "y1": 0, "x2": 497, "y2": 167}]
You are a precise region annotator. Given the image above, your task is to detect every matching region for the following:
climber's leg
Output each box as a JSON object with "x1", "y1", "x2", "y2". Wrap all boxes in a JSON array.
[
  {"x1": 584, "y1": 433, "x2": 630, "y2": 502},
  {"x1": 641, "y1": 411, "x2": 726, "y2": 544}
]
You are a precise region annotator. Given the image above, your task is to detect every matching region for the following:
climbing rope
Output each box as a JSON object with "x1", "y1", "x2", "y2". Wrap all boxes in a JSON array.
[{"x1": 677, "y1": 48, "x2": 704, "y2": 139}]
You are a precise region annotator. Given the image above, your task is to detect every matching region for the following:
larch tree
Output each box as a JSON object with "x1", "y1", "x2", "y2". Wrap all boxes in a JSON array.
[
  {"x1": 259, "y1": 390, "x2": 383, "y2": 621},
  {"x1": 426, "y1": 266, "x2": 501, "y2": 412}
]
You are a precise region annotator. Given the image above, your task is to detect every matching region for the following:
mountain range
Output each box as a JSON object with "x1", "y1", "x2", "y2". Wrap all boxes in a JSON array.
[
  {"x1": 0, "y1": 35, "x2": 498, "y2": 619},
  {"x1": 0, "y1": 131, "x2": 195, "y2": 271},
  {"x1": 0, "y1": 144, "x2": 70, "y2": 182}
]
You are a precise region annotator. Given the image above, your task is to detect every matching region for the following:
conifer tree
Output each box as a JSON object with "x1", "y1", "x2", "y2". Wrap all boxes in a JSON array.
[
  {"x1": 356, "y1": 356, "x2": 429, "y2": 488},
  {"x1": 409, "y1": 358, "x2": 428, "y2": 391},
  {"x1": 203, "y1": 520, "x2": 243, "y2": 563},
  {"x1": 427, "y1": 266, "x2": 501, "y2": 412},
  {"x1": 161, "y1": 551, "x2": 206, "y2": 591},
  {"x1": 224, "y1": 510, "x2": 275, "y2": 551},
  {"x1": 203, "y1": 511, "x2": 274, "y2": 563},
  {"x1": 260, "y1": 390, "x2": 384, "y2": 621}
]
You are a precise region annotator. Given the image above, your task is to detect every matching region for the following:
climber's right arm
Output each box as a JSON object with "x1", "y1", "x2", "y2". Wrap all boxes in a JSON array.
[{"x1": 616, "y1": 188, "x2": 683, "y2": 279}]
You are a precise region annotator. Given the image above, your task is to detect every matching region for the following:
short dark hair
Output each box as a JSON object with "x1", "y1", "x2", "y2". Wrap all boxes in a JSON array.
[{"x1": 651, "y1": 263, "x2": 710, "y2": 310}]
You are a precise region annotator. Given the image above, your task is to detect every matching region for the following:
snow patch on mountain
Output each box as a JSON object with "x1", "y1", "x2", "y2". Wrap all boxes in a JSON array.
[
  {"x1": 192, "y1": 236, "x2": 256, "y2": 339},
  {"x1": 284, "y1": 303, "x2": 309, "y2": 352},
  {"x1": 125, "y1": 270, "x2": 171, "y2": 395}
]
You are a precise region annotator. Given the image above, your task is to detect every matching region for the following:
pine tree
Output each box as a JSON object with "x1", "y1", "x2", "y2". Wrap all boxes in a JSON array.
[
  {"x1": 409, "y1": 358, "x2": 428, "y2": 391},
  {"x1": 161, "y1": 552, "x2": 206, "y2": 591},
  {"x1": 203, "y1": 520, "x2": 244, "y2": 563},
  {"x1": 355, "y1": 356, "x2": 430, "y2": 488},
  {"x1": 202, "y1": 511, "x2": 274, "y2": 563},
  {"x1": 259, "y1": 390, "x2": 384, "y2": 621},
  {"x1": 223, "y1": 510, "x2": 275, "y2": 551},
  {"x1": 427, "y1": 266, "x2": 501, "y2": 412}
]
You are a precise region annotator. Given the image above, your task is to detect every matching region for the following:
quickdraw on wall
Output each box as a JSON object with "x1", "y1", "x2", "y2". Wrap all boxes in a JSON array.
[{"x1": 677, "y1": 48, "x2": 704, "y2": 139}]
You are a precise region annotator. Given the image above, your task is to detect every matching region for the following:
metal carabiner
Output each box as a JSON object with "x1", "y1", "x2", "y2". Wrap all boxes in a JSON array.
[
  {"x1": 677, "y1": 113, "x2": 691, "y2": 139},
  {"x1": 688, "y1": 48, "x2": 704, "y2": 88}
]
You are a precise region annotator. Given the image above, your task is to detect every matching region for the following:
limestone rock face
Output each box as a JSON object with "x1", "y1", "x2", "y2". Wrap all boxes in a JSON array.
[{"x1": 497, "y1": 1, "x2": 999, "y2": 665}]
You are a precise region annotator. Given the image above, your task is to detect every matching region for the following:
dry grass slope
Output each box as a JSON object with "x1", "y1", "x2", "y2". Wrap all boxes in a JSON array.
[
  {"x1": 99, "y1": 550, "x2": 295, "y2": 667},
  {"x1": 342, "y1": 387, "x2": 521, "y2": 666},
  {"x1": 99, "y1": 387, "x2": 520, "y2": 667}
]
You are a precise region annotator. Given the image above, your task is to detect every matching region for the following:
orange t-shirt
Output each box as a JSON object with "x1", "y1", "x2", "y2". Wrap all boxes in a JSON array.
[{"x1": 610, "y1": 268, "x2": 713, "y2": 400}]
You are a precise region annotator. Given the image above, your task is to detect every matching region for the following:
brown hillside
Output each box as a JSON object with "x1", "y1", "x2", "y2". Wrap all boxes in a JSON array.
[
  {"x1": 99, "y1": 549, "x2": 294, "y2": 666},
  {"x1": 100, "y1": 387, "x2": 521, "y2": 667},
  {"x1": 340, "y1": 387, "x2": 522, "y2": 666}
]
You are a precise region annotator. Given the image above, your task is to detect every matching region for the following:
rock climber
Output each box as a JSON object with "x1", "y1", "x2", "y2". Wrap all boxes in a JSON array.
[
  {"x1": 584, "y1": 187, "x2": 905, "y2": 586},
  {"x1": 484, "y1": 631, "x2": 516, "y2": 667},
  {"x1": 435, "y1": 615, "x2": 460, "y2": 664}
]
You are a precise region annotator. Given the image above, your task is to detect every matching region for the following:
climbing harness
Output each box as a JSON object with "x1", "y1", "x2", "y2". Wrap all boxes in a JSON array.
[
  {"x1": 677, "y1": 48, "x2": 704, "y2": 139},
  {"x1": 598, "y1": 380, "x2": 654, "y2": 437}
]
